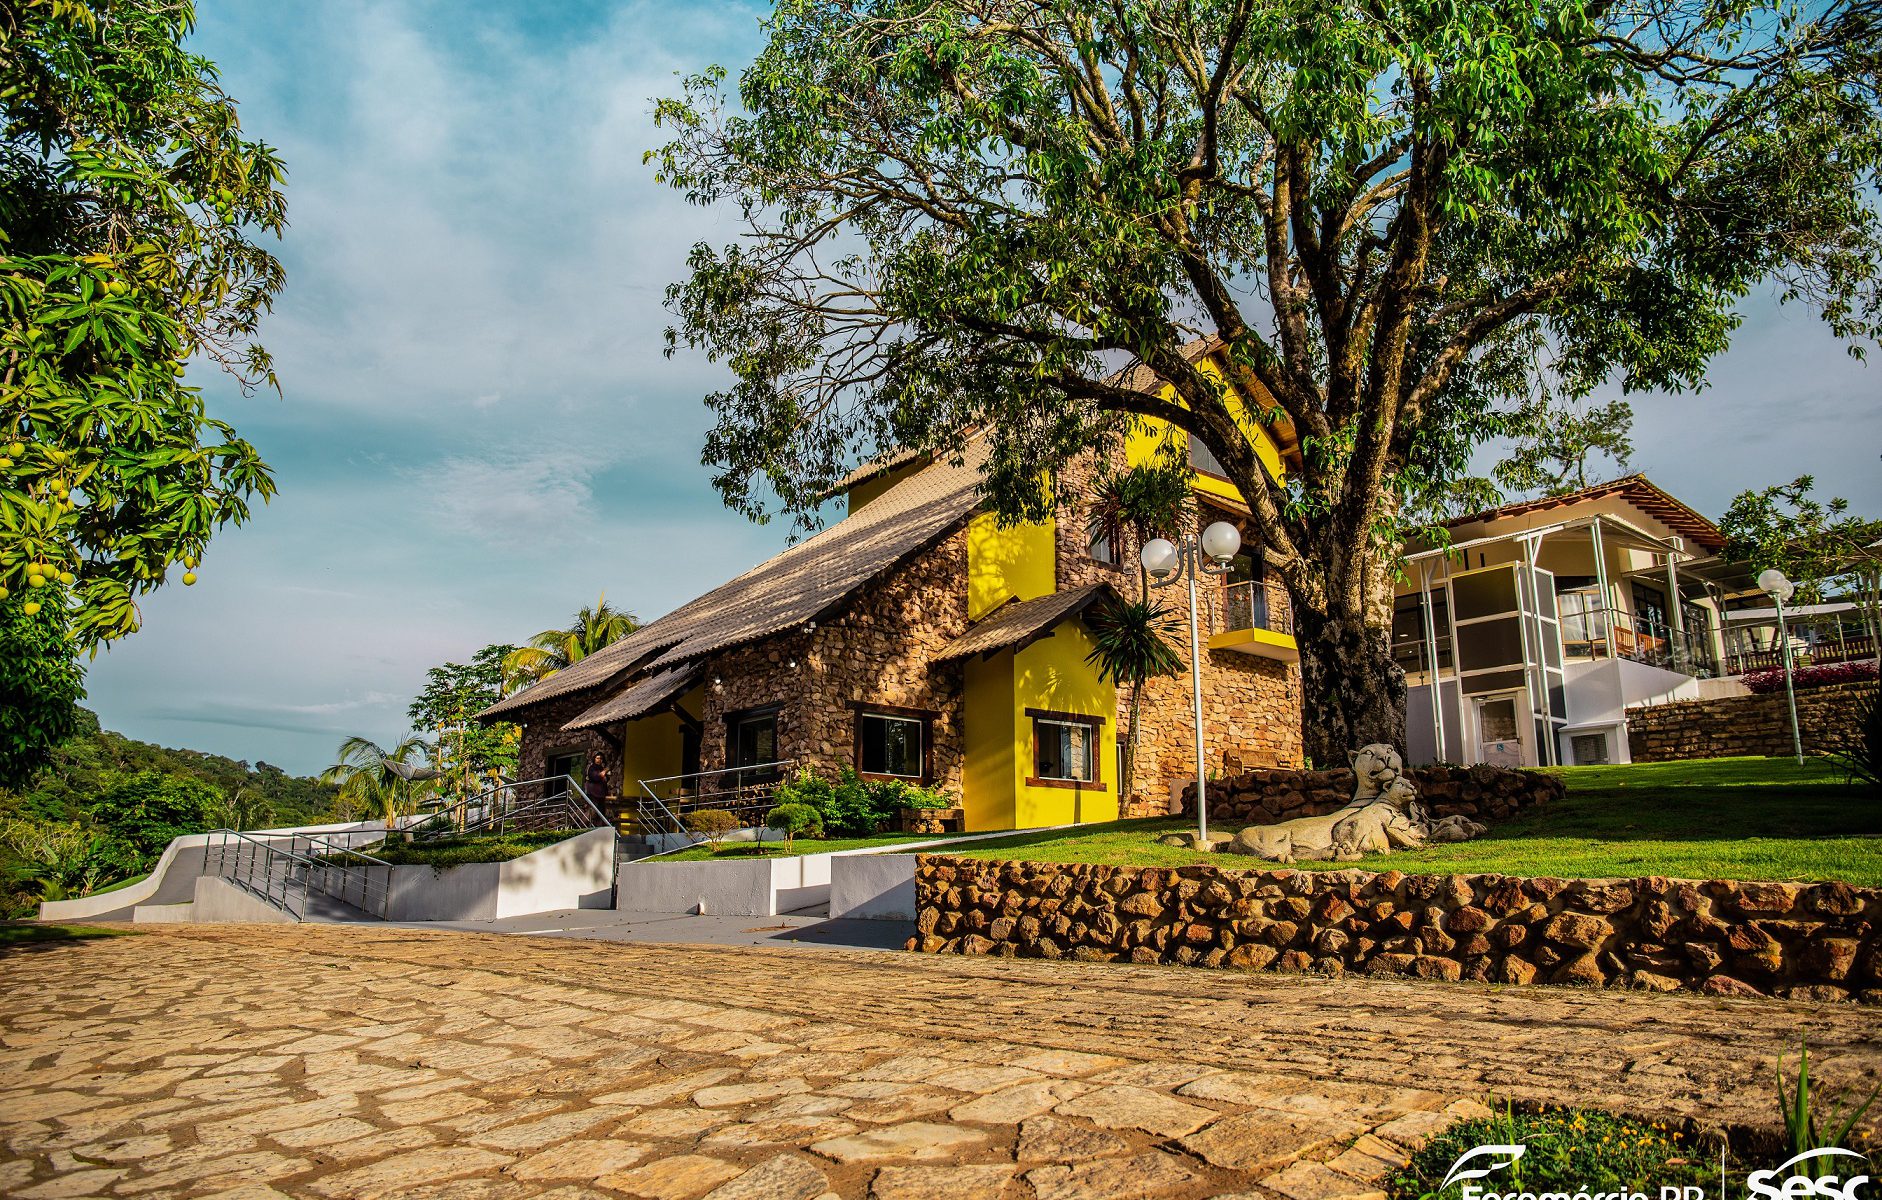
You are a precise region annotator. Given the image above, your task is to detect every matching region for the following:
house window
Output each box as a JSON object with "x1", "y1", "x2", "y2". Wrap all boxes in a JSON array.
[
  {"x1": 1089, "y1": 527, "x2": 1116, "y2": 565},
  {"x1": 1029, "y1": 709, "x2": 1104, "y2": 786},
  {"x1": 728, "y1": 708, "x2": 780, "y2": 782},
  {"x1": 857, "y1": 711, "x2": 925, "y2": 779},
  {"x1": 1188, "y1": 434, "x2": 1227, "y2": 478}
]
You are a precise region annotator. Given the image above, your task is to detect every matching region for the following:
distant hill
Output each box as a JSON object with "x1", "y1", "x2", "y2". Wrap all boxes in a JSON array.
[{"x1": 8, "y1": 709, "x2": 340, "y2": 830}]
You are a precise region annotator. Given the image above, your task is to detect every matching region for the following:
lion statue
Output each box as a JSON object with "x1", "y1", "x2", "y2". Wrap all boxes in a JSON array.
[{"x1": 1227, "y1": 744, "x2": 1487, "y2": 863}]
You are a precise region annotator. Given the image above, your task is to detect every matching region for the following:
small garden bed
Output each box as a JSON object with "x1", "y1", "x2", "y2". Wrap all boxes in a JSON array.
[
  {"x1": 939, "y1": 757, "x2": 1882, "y2": 885},
  {"x1": 1389, "y1": 1105, "x2": 1715, "y2": 1198},
  {"x1": 657, "y1": 833, "x2": 947, "y2": 862},
  {"x1": 348, "y1": 829, "x2": 583, "y2": 868}
]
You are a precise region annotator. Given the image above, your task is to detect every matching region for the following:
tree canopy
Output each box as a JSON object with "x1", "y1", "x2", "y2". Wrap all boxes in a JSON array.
[
  {"x1": 1, "y1": 0, "x2": 286, "y2": 775},
  {"x1": 652, "y1": 0, "x2": 1882, "y2": 759}
]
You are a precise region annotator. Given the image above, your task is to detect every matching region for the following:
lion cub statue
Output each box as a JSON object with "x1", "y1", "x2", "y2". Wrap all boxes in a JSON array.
[
  {"x1": 1229, "y1": 744, "x2": 1488, "y2": 863},
  {"x1": 1230, "y1": 744, "x2": 1426, "y2": 863}
]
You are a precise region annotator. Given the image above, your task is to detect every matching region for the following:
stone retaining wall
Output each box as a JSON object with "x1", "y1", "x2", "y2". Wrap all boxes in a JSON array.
[
  {"x1": 1626, "y1": 683, "x2": 1874, "y2": 762},
  {"x1": 910, "y1": 856, "x2": 1882, "y2": 1002},
  {"x1": 1179, "y1": 764, "x2": 1565, "y2": 828}
]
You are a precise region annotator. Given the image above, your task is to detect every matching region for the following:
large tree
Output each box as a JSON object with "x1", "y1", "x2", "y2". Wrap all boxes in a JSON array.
[
  {"x1": 1, "y1": 0, "x2": 286, "y2": 772},
  {"x1": 651, "y1": 0, "x2": 1882, "y2": 761}
]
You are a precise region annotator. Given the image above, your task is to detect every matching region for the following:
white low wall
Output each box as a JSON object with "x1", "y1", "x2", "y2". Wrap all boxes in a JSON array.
[
  {"x1": 385, "y1": 828, "x2": 616, "y2": 922},
  {"x1": 828, "y1": 854, "x2": 918, "y2": 921},
  {"x1": 38, "y1": 818, "x2": 395, "y2": 922},
  {"x1": 187, "y1": 876, "x2": 295, "y2": 924}
]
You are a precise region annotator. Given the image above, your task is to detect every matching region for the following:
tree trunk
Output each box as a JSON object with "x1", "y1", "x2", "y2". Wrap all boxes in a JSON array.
[{"x1": 1292, "y1": 601, "x2": 1408, "y2": 768}]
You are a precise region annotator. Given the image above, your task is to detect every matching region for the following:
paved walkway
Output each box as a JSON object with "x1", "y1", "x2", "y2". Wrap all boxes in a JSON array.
[{"x1": 2, "y1": 926, "x2": 1878, "y2": 1200}]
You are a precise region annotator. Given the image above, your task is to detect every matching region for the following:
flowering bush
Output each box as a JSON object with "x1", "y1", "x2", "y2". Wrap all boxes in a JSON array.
[{"x1": 1742, "y1": 660, "x2": 1878, "y2": 694}]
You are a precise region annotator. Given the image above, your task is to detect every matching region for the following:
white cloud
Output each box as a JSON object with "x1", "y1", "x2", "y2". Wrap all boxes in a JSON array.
[{"x1": 409, "y1": 451, "x2": 605, "y2": 549}]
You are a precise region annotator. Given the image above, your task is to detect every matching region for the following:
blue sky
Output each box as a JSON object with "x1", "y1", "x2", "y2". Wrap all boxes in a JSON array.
[{"x1": 81, "y1": 1, "x2": 1881, "y2": 775}]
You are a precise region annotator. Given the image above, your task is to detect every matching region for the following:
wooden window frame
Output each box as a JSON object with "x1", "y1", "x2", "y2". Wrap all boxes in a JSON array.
[
  {"x1": 1025, "y1": 708, "x2": 1108, "y2": 791},
  {"x1": 850, "y1": 702, "x2": 935, "y2": 784}
]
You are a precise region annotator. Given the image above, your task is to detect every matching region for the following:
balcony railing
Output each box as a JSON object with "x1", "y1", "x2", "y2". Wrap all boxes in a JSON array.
[
  {"x1": 1723, "y1": 634, "x2": 1876, "y2": 676},
  {"x1": 1212, "y1": 579, "x2": 1293, "y2": 638},
  {"x1": 1561, "y1": 608, "x2": 1718, "y2": 677}
]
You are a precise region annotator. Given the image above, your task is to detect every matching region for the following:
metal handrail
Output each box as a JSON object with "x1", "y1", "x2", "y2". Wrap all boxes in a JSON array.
[
  {"x1": 205, "y1": 827, "x2": 393, "y2": 921},
  {"x1": 413, "y1": 776, "x2": 609, "y2": 840},
  {"x1": 635, "y1": 759, "x2": 798, "y2": 844}
]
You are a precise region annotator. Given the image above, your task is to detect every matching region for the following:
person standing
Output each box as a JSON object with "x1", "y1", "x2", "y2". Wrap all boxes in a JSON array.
[{"x1": 584, "y1": 751, "x2": 611, "y2": 802}]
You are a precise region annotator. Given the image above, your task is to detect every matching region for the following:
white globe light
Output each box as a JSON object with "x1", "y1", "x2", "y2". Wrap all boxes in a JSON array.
[
  {"x1": 1757, "y1": 568, "x2": 1794, "y2": 603},
  {"x1": 1201, "y1": 521, "x2": 1242, "y2": 563},
  {"x1": 1140, "y1": 538, "x2": 1179, "y2": 578}
]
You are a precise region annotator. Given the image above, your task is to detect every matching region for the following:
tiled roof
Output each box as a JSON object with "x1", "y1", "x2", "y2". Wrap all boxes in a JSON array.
[
  {"x1": 560, "y1": 664, "x2": 702, "y2": 733},
  {"x1": 935, "y1": 584, "x2": 1114, "y2": 662},
  {"x1": 479, "y1": 438, "x2": 991, "y2": 721},
  {"x1": 1444, "y1": 474, "x2": 1725, "y2": 552}
]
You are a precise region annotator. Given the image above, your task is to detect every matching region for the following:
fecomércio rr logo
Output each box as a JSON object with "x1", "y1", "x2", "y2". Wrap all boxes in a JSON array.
[{"x1": 1433, "y1": 1143, "x2": 1874, "y2": 1200}]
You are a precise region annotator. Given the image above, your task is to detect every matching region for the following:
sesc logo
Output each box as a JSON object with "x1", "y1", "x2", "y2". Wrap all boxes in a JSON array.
[{"x1": 1747, "y1": 1150, "x2": 1874, "y2": 1200}]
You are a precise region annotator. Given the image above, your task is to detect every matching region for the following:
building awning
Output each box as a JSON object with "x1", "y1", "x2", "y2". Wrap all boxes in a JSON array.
[
  {"x1": 936, "y1": 585, "x2": 1115, "y2": 662},
  {"x1": 561, "y1": 665, "x2": 702, "y2": 733}
]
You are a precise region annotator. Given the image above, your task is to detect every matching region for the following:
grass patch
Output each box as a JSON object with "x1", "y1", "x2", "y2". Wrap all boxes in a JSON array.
[
  {"x1": 942, "y1": 757, "x2": 1882, "y2": 885},
  {"x1": 1388, "y1": 1105, "x2": 1715, "y2": 1199},
  {"x1": 658, "y1": 833, "x2": 952, "y2": 861},
  {"x1": 350, "y1": 830, "x2": 581, "y2": 868},
  {"x1": 0, "y1": 923, "x2": 135, "y2": 948}
]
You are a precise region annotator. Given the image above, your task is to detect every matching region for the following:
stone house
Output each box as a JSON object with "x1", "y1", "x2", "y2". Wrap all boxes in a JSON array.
[{"x1": 480, "y1": 345, "x2": 1305, "y2": 832}]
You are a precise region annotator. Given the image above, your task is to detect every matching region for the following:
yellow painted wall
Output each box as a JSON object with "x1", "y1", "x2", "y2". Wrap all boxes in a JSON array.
[
  {"x1": 618, "y1": 684, "x2": 702, "y2": 799},
  {"x1": 962, "y1": 654, "x2": 1017, "y2": 832},
  {"x1": 1123, "y1": 355, "x2": 1288, "y2": 503},
  {"x1": 965, "y1": 510, "x2": 1057, "y2": 621},
  {"x1": 1010, "y1": 621, "x2": 1118, "y2": 828}
]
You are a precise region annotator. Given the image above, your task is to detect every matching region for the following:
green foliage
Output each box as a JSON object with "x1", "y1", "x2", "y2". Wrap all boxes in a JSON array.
[
  {"x1": 0, "y1": 922, "x2": 134, "y2": 947},
  {"x1": 772, "y1": 765, "x2": 941, "y2": 835},
  {"x1": 1085, "y1": 597, "x2": 1185, "y2": 800},
  {"x1": 90, "y1": 770, "x2": 218, "y2": 861},
  {"x1": 501, "y1": 596, "x2": 640, "y2": 692},
  {"x1": 0, "y1": 712, "x2": 339, "y2": 918},
  {"x1": 1, "y1": 0, "x2": 287, "y2": 650},
  {"x1": 1721, "y1": 476, "x2": 1882, "y2": 605},
  {"x1": 0, "y1": 590, "x2": 86, "y2": 788},
  {"x1": 319, "y1": 735, "x2": 435, "y2": 829},
  {"x1": 1493, "y1": 397, "x2": 1635, "y2": 499},
  {"x1": 685, "y1": 808, "x2": 742, "y2": 847},
  {"x1": 1085, "y1": 459, "x2": 1194, "y2": 563},
  {"x1": 764, "y1": 801, "x2": 823, "y2": 848},
  {"x1": 1832, "y1": 688, "x2": 1881, "y2": 796},
  {"x1": 1388, "y1": 1104, "x2": 1708, "y2": 1199},
  {"x1": 409, "y1": 645, "x2": 519, "y2": 793},
  {"x1": 1778, "y1": 1038, "x2": 1881, "y2": 1174}
]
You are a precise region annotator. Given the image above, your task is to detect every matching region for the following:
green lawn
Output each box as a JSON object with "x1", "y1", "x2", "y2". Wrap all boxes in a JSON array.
[
  {"x1": 939, "y1": 757, "x2": 1882, "y2": 885},
  {"x1": 0, "y1": 923, "x2": 135, "y2": 948},
  {"x1": 658, "y1": 833, "x2": 957, "y2": 862}
]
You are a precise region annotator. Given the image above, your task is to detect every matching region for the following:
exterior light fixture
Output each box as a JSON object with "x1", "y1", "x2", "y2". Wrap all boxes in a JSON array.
[
  {"x1": 1758, "y1": 568, "x2": 1804, "y2": 764},
  {"x1": 1142, "y1": 522, "x2": 1243, "y2": 844},
  {"x1": 1139, "y1": 538, "x2": 1180, "y2": 579}
]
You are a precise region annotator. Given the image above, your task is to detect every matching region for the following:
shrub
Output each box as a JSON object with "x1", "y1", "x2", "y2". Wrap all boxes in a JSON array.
[
  {"x1": 899, "y1": 783, "x2": 958, "y2": 810},
  {"x1": 1388, "y1": 1104, "x2": 1709, "y2": 1199},
  {"x1": 764, "y1": 802, "x2": 823, "y2": 849},
  {"x1": 1742, "y1": 660, "x2": 1878, "y2": 694},
  {"x1": 685, "y1": 808, "x2": 742, "y2": 848},
  {"x1": 774, "y1": 767, "x2": 897, "y2": 836},
  {"x1": 1832, "y1": 689, "x2": 1881, "y2": 795}
]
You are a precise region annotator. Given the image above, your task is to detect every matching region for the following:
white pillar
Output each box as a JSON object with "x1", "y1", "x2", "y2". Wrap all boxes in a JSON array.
[{"x1": 1590, "y1": 520, "x2": 1616, "y2": 659}]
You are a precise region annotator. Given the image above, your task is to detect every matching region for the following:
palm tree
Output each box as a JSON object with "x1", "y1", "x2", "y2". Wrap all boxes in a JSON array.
[
  {"x1": 320, "y1": 736, "x2": 437, "y2": 836},
  {"x1": 501, "y1": 594, "x2": 640, "y2": 693},
  {"x1": 1085, "y1": 598, "x2": 1186, "y2": 805},
  {"x1": 1085, "y1": 459, "x2": 1193, "y2": 579}
]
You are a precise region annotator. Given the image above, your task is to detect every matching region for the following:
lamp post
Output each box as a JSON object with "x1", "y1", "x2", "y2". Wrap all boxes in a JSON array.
[
  {"x1": 1758, "y1": 567, "x2": 1804, "y2": 765},
  {"x1": 1141, "y1": 521, "x2": 1243, "y2": 844}
]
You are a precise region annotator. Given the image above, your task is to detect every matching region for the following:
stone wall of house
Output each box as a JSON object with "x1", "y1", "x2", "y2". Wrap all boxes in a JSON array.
[
  {"x1": 1054, "y1": 468, "x2": 1305, "y2": 809},
  {"x1": 511, "y1": 690, "x2": 626, "y2": 804},
  {"x1": 692, "y1": 523, "x2": 974, "y2": 792},
  {"x1": 911, "y1": 856, "x2": 1882, "y2": 1002},
  {"x1": 1626, "y1": 682, "x2": 1874, "y2": 762},
  {"x1": 1178, "y1": 764, "x2": 1565, "y2": 828}
]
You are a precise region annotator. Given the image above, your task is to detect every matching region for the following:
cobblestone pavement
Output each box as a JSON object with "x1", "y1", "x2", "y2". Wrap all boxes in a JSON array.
[{"x1": 3, "y1": 926, "x2": 1878, "y2": 1200}]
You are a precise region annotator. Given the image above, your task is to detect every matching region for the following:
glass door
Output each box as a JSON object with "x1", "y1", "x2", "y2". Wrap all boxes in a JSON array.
[{"x1": 1474, "y1": 694, "x2": 1527, "y2": 767}]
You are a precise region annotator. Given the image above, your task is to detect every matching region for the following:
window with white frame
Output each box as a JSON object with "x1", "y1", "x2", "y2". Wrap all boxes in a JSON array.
[{"x1": 1032, "y1": 714, "x2": 1100, "y2": 783}]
